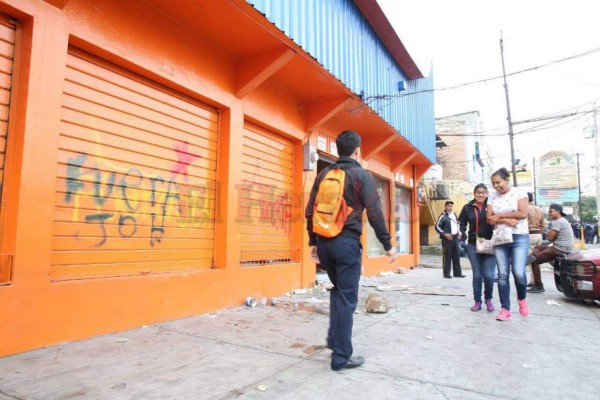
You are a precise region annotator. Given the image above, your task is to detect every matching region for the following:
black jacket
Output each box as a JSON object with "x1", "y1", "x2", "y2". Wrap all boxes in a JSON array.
[
  {"x1": 458, "y1": 199, "x2": 493, "y2": 245},
  {"x1": 305, "y1": 157, "x2": 392, "y2": 251},
  {"x1": 435, "y1": 211, "x2": 460, "y2": 239}
]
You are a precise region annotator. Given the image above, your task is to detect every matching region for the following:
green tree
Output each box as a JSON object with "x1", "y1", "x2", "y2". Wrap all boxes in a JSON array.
[{"x1": 580, "y1": 196, "x2": 598, "y2": 223}]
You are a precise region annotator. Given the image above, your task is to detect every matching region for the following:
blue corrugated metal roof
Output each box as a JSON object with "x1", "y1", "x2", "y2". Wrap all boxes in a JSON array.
[{"x1": 247, "y1": 0, "x2": 436, "y2": 162}]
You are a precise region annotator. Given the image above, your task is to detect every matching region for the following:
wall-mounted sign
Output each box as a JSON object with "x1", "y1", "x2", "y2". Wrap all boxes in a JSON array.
[
  {"x1": 317, "y1": 135, "x2": 327, "y2": 151},
  {"x1": 330, "y1": 142, "x2": 338, "y2": 157}
]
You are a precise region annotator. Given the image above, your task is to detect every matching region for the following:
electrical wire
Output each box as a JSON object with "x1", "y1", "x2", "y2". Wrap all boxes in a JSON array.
[
  {"x1": 366, "y1": 45, "x2": 600, "y2": 101},
  {"x1": 438, "y1": 99, "x2": 600, "y2": 137}
]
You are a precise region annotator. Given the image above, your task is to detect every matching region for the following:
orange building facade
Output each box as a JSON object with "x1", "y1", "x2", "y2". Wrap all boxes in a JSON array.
[{"x1": 0, "y1": 0, "x2": 434, "y2": 356}]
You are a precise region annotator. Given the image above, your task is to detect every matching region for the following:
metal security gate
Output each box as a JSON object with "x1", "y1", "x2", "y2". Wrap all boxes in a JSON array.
[
  {"x1": 51, "y1": 48, "x2": 218, "y2": 280},
  {"x1": 0, "y1": 13, "x2": 16, "y2": 284},
  {"x1": 0, "y1": 14, "x2": 15, "y2": 214},
  {"x1": 239, "y1": 123, "x2": 297, "y2": 264}
]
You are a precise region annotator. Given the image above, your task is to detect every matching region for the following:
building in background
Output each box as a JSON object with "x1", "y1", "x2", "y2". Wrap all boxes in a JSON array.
[
  {"x1": 419, "y1": 111, "x2": 494, "y2": 246},
  {"x1": 0, "y1": 0, "x2": 435, "y2": 356}
]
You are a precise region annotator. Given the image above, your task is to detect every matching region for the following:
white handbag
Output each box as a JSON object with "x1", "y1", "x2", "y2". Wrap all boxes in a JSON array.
[{"x1": 476, "y1": 237, "x2": 494, "y2": 254}]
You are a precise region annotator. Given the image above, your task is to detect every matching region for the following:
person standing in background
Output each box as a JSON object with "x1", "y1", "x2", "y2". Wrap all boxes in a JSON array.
[
  {"x1": 435, "y1": 201, "x2": 465, "y2": 279},
  {"x1": 526, "y1": 192, "x2": 545, "y2": 287}
]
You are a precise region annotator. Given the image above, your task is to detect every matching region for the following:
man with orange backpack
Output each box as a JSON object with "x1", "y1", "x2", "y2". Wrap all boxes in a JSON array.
[{"x1": 306, "y1": 130, "x2": 396, "y2": 371}]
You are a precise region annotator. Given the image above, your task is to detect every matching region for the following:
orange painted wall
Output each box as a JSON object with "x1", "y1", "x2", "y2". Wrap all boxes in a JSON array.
[{"x1": 0, "y1": 0, "x2": 430, "y2": 356}]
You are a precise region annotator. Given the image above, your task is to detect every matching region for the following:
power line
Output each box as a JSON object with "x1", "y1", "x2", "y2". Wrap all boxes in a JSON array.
[
  {"x1": 437, "y1": 98, "x2": 600, "y2": 137},
  {"x1": 366, "y1": 45, "x2": 600, "y2": 101}
]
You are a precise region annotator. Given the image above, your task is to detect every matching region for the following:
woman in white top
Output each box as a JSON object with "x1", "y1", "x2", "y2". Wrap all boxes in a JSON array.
[{"x1": 486, "y1": 168, "x2": 530, "y2": 321}]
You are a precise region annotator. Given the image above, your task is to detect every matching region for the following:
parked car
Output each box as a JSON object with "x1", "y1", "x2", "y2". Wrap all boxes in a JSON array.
[{"x1": 554, "y1": 249, "x2": 600, "y2": 300}]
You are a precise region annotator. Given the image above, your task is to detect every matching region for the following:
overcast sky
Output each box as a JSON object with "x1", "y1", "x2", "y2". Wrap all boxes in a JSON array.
[{"x1": 381, "y1": 0, "x2": 600, "y2": 195}]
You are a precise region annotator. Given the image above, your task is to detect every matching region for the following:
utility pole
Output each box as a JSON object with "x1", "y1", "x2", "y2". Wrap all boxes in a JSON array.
[
  {"x1": 575, "y1": 152, "x2": 585, "y2": 248},
  {"x1": 576, "y1": 153, "x2": 583, "y2": 217},
  {"x1": 500, "y1": 34, "x2": 518, "y2": 187},
  {"x1": 594, "y1": 107, "x2": 600, "y2": 222},
  {"x1": 532, "y1": 157, "x2": 537, "y2": 204}
]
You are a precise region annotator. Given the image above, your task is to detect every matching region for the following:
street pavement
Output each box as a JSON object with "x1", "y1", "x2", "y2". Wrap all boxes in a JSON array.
[{"x1": 1, "y1": 249, "x2": 599, "y2": 400}]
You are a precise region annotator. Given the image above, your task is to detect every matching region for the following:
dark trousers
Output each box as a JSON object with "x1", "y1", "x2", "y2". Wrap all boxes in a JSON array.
[
  {"x1": 531, "y1": 245, "x2": 564, "y2": 286},
  {"x1": 442, "y1": 236, "x2": 462, "y2": 277},
  {"x1": 317, "y1": 235, "x2": 362, "y2": 369}
]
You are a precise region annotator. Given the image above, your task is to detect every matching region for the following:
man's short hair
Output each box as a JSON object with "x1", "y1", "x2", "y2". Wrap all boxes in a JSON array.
[
  {"x1": 336, "y1": 130, "x2": 361, "y2": 157},
  {"x1": 445, "y1": 200, "x2": 454, "y2": 206}
]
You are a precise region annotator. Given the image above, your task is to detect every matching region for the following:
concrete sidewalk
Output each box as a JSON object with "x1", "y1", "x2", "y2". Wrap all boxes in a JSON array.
[{"x1": 1, "y1": 260, "x2": 599, "y2": 400}]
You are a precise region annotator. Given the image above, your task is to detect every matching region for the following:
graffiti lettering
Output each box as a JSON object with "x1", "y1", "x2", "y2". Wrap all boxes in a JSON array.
[
  {"x1": 120, "y1": 169, "x2": 143, "y2": 211},
  {"x1": 85, "y1": 213, "x2": 113, "y2": 247},
  {"x1": 118, "y1": 214, "x2": 137, "y2": 238},
  {"x1": 64, "y1": 149, "x2": 210, "y2": 248},
  {"x1": 65, "y1": 154, "x2": 89, "y2": 203}
]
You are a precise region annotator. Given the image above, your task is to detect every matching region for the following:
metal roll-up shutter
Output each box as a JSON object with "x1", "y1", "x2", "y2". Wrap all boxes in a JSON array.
[
  {"x1": 239, "y1": 123, "x2": 297, "y2": 265},
  {"x1": 52, "y1": 48, "x2": 218, "y2": 280},
  {"x1": 0, "y1": 14, "x2": 16, "y2": 212}
]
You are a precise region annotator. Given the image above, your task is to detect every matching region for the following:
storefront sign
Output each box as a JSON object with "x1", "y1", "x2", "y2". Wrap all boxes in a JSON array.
[
  {"x1": 536, "y1": 188, "x2": 579, "y2": 205},
  {"x1": 509, "y1": 170, "x2": 533, "y2": 186},
  {"x1": 536, "y1": 151, "x2": 577, "y2": 189}
]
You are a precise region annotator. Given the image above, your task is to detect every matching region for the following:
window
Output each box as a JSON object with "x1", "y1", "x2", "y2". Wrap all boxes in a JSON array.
[
  {"x1": 395, "y1": 185, "x2": 412, "y2": 254},
  {"x1": 366, "y1": 174, "x2": 390, "y2": 256}
]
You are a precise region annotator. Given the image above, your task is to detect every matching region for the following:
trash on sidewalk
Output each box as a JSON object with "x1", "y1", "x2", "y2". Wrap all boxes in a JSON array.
[
  {"x1": 425, "y1": 335, "x2": 433, "y2": 340},
  {"x1": 255, "y1": 385, "x2": 268, "y2": 392},
  {"x1": 397, "y1": 267, "x2": 410, "y2": 274},
  {"x1": 379, "y1": 271, "x2": 395, "y2": 276},
  {"x1": 545, "y1": 299, "x2": 561, "y2": 306},
  {"x1": 316, "y1": 281, "x2": 333, "y2": 291},
  {"x1": 271, "y1": 299, "x2": 329, "y2": 315},
  {"x1": 376, "y1": 284, "x2": 465, "y2": 296},
  {"x1": 365, "y1": 292, "x2": 389, "y2": 313},
  {"x1": 116, "y1": 338, "x2": 128, "y2": 343},
  {"x1": 245, "y1": 293, "x2": 268, "y2": 307},
  {"x1": 292, "y1": 288, "x2": 308, "y2": 295}
]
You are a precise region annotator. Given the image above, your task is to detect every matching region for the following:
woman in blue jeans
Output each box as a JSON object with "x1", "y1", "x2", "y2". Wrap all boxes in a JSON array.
[
  {"x1": 458, "y1": 184, "x2": 496, "y2": 312},
  {"x1": 487, "y1": 168, "x2": 530, "y2": 321}
]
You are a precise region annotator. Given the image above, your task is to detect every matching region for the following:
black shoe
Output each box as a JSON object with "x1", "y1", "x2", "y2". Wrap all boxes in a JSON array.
[
  {"x1": 444, "y1": 275, "x2": 452, "y2": 279},
  {"x1": 527, "y1": 282, "x2": 534, "y2": 288},
  {"x1": 332, "y1": 356, "x2": 365, "y2": 371},
  {"x1": 454, "y1": 275, "x2": 466, "y2": 278},
  {"x1": 526, "y1": 255, "x2": 536, "y2": 265},
  {"x1": 527, "y1": 285, "x2": 545, "y2": 293}
]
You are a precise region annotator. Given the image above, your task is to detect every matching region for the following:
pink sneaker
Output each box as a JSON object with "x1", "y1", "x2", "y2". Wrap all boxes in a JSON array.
[
  {"x1": 470, "y1": 301, "x2": 482, "y2": 312},
  {"x1": 496, "y1": 307, "x2": 511, "y2": 321},
  {"x1": 518, "y1": 299, "x2": 529, "y2": 317},
  {"x1": 485, "y1": 299, "x2": 494, "y2": 312}
]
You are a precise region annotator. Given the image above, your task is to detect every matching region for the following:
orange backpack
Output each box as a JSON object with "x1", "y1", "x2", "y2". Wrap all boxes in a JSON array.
[{"x1": 313, "y1": 168, "x2": 354, "y2": 238}]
